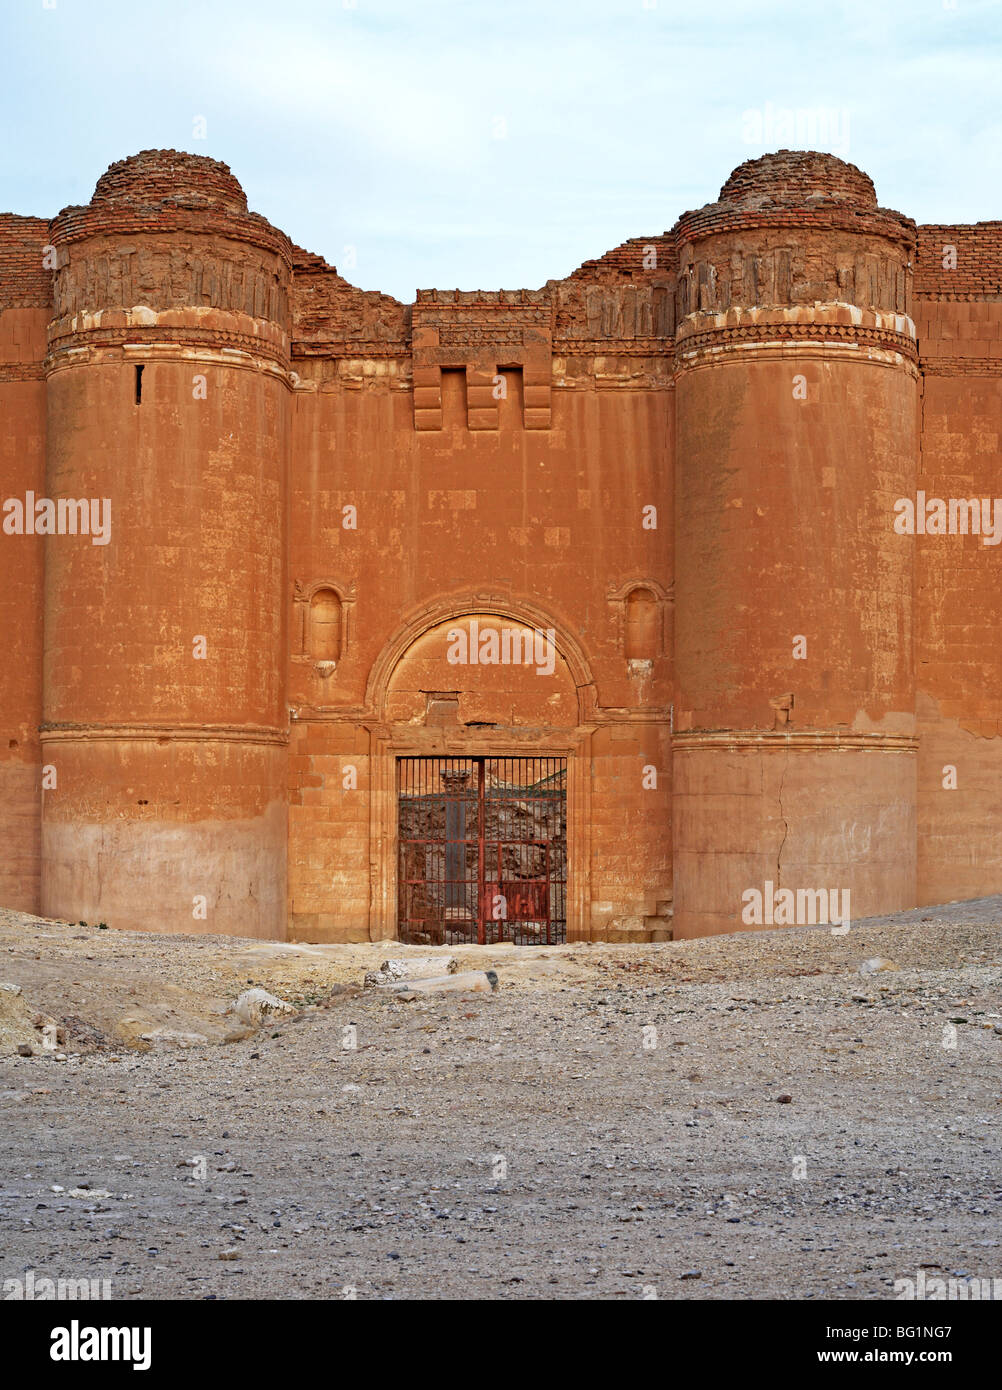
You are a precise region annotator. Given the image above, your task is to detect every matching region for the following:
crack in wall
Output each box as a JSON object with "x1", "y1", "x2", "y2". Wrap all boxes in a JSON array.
[{"x1": 776, "y1": 748, "x2": 790, "y2": 889}]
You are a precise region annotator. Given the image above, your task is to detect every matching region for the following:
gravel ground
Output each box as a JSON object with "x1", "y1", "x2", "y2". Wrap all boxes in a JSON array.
[{"x1": 1, "y1": 899, "x2": 1000, "y2": 1300}]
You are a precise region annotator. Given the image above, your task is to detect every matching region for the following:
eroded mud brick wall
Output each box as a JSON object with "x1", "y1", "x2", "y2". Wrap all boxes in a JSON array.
[
  {"x1": 0, "y1": 215, "x2": 50, "y2": 911},
  {"x1": 287, "y1": 260, "x2": 673, "y2": 942},
  {"x1": 1, "y1": 147, "x2": 1000, "y2": 941},
  {"x1": 672, "y1": 152, "x2": 919, "y2": 937},
  {"x1": 40, "y1": 153, "x2": 290, "y2": 936},
  {"x1": 913, "y1": 223, "x2": 1002, "y2": 902}
]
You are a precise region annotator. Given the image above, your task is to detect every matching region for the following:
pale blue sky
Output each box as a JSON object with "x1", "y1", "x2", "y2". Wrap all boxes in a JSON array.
[{"x1": 2, "y1": 0, "x2": 1000, "y2": 300}]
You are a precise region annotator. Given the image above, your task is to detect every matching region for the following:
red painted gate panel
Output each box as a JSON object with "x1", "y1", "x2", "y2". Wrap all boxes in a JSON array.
[{"x1": 397, "y1": 756, "x2": 567, "y2": 945}]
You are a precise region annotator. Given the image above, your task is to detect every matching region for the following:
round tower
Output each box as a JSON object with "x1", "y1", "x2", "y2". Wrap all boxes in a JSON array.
[
  {"x1": 672, "y1": 151, "x2": 918, "y2": 937},
  {"x1": 41, "y1": 151, "x2": 292, "y2": 937}
]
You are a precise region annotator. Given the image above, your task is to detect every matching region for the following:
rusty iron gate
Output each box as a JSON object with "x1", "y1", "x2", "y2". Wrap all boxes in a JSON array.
[{"x1": 397, "y1": 756, "x2": 567, "y2": 945}]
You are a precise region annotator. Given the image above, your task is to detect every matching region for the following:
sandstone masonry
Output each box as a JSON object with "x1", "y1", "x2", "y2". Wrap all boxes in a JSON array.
[{"x1": 1, "y1": 148, "x2": 1000, "y2": 941}]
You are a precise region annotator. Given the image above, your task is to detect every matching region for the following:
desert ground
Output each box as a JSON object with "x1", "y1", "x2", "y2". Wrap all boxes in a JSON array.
[{"x1": 1, "y1": 900, "x2": 1000, "y2": 1300}]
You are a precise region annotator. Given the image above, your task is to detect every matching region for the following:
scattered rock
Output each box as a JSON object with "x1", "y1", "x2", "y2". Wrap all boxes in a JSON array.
[
  {"x1": 316, "y1": 982, "x2": 362, "y2": 1006},
  {"x1": 1, "y1": 983, "x2": 45, "y2": 1054},
  {"x1": 228, "y1": 988, "x2": 296, "y2": 1027},
  {"x1": 58, "y1": 1016, "x2": 110, "y2": 1048},
  {"x1": 383, "y1": 970, "x2": 498, "y2": 997},
  {"x1": 364, "y1": 956, "x2": 457, "y2": 986},
  {"x1": 222, "y1": 1025, "x2": 257, "y2": 1044},
  {"x1": 0, "y1": 898, "x2": 1000, "y2": 1299},
  {"x1": 859, "y1": 957, "x2": 898, "y2": 975},
  {"x1": 138, "y1": 1029, "x2": 210, "y2": 1049}
]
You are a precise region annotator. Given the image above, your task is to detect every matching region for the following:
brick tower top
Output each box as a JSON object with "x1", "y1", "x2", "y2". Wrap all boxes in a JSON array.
[
  {"x1": 673, "y1": 148, "x2": 915, "y2": 249},
  {"x1": 50, "y1": 149, "x2": 292, "y2": 266},
  {"x1": 667, "y1": 150, "x2": 916, "y2": 318},
  {"x1": 90, "y1": 149, "x2": 249, "y2": 214},
  {"x1": 718, "y1": 149, "x2": 877, "y2": 209}
]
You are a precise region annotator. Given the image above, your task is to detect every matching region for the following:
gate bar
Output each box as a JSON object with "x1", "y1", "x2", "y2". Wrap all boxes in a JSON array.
[{"x1": 477, "y1": 756, "x2": 486, "y2": 945}]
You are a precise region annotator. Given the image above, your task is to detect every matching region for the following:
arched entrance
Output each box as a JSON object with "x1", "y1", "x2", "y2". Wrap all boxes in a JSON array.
[{"x1": 365, "y1": 599, "x2": 595, "y2": 942}]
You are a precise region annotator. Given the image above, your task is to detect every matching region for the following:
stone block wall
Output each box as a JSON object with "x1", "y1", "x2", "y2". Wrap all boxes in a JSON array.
[{"x1": 1, "y1": 148, "x2": 1000, "y2": 939}]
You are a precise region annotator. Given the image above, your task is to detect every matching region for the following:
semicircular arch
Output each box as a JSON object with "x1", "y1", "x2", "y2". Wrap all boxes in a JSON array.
[{"x1": 365, "y1": 591, "x2": 596, "y2": 721}]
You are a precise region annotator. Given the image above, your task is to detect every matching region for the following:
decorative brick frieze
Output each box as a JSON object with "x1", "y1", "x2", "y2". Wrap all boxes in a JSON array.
[{"x1": 675, "y1": 303, "x2": 919, "y2": 368}]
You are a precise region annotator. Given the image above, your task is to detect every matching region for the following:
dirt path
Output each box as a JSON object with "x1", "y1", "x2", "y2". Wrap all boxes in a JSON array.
[{"x1": 1, "y1": 901, "x2": 1000, "y2": 1299}]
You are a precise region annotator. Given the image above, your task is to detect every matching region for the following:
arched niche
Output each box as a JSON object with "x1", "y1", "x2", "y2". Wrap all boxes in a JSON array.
[
  {"x1": 606, "y1": 578, "x2": 670, "y2": 663},
  {"x1": 310, "y1": 588, "x2": 342, "y2": 664},
  {"x1": 292, "y1": 579, "x2": 355, "y2": 673},
  {"x1": 625, "y1": 587, "x2": 660, "y2": 662}
]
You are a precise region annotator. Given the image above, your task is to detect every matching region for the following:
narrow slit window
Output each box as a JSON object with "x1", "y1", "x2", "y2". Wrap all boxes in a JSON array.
[{"x1": 135, "y1": 364, "x2": 145, "y2": 405}]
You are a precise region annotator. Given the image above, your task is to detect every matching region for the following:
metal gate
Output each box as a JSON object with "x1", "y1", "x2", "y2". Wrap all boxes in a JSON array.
[{"x1": 397, "y1": 756, "x2": 567, "y2": 945}]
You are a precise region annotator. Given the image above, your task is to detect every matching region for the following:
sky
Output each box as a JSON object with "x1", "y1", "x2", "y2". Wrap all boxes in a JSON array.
[{"x1": 1, "y1": 0, "x2": 1000, "y2": 302}]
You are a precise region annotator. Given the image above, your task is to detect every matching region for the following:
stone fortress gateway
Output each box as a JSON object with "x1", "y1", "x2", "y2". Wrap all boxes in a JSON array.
[{"x1": 1, "y1": 148, "x2": 1000, "y2": 944}]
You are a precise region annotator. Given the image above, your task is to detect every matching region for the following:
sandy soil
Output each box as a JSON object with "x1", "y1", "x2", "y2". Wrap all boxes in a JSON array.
[{"x1": 1, "y1": 900, "x2": 1000, "y2": 1300}]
